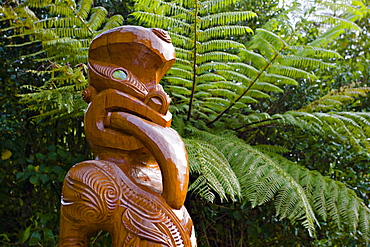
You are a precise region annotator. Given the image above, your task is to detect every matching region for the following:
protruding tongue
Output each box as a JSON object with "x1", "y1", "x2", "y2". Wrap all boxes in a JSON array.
[{"x1": 106, "y1": 112, "x2": 189, "y2": 210}]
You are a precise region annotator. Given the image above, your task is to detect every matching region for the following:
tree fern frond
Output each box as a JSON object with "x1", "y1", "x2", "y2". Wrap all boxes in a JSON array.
[
  {"x1": 269, "y1": 65, "x2": 317, "y2": 80},
  {"x1": 165, "y1": 77, "x2": 193, "y2": 87},
  {"x1": 87, "y1": 7, "x2": 108, "y2": 31},
  {"x1": 276, "y1": 155, "x2": 370, "y2": 242},
  {"x1": 186, "y1": 139, "x2": 241, "y2": 202},
  {"x1": 228, "y1": 62, "x2": 260, "y2": 79},
  {"x1": 166, "y1": 32, "x2": 194, "y2": 49},
  {"x1": 132, "y1": 11, "x2": 192, "y2": 32},
  {"x1": 308, "y1": 28, "x2": 346, "y2": 47},
  {"x1": 216, "y1": 70, "x2": 252, "y2": 85},
  {"x1": 196, "y1": 73, "x2": 226, "y2": 82},
  {"x1": 167, "y1": 67, "x2": 194, "y2": 80},
  {"x1": 76, "y1": 0, "x2": 93, "y2": 19},
  {"x1": 299, "y1": 86, "x2": 370, "y2": 112},
  {"x1": 314, "y1": 14, "x2": 361, "y2": 31},
  {"x1": 102, "y1": 15, "x2": 125, "y2": 31},
  {"x1": 197, "y1": 51, "x2": 240, "y2": 63},
  {"x1": 199, "y1": 11, "x2": 256, "y2": 28},
  {"x1": 291, "y1": 46, "x2": 343, "y2": 59},
  {"x1": 189, "y1": 130, "x2": 318, "y2": 236},
  {"x1": 254, "y1": 145, "x2": 290, "y2": 154},
  {"x1": 200, "y1": 0, "x2": 239, "y2": 13},
  {"x1": 278, "y1": 55, "x2": 335, "y2": 70},
  {"x1": 197, "y1": 40, "x2": 245, "y2": 53},
  {"x1": 240, "y1": 49, "x2": 269, "y2": 70},
  {"x1": 253, "y1": 82, "x2": 284, "y2": 93},
  {"x1": 196, "y1": 62, "x2": 232, "y2": 74},
  {"x1": 199, "y1": 26, "x2": 253, "y2": 42},
  {"x1": 251, "y1": 28, "x2": 287, "y2": 51}
]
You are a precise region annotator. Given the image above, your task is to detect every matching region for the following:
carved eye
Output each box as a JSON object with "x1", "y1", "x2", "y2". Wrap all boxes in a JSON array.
[{"x1": 112, "y1": 69, "x2": 127, "y2": 80}]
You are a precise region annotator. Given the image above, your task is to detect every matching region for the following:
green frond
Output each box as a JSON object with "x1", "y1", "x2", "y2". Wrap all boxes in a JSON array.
[
  {"x1": 199, "y1": 11, "x2": 256, "y2": 28},
  {"x1": 269, "y1": 65, "x2": 317, "y2": 79},
  {"x1": 196, "y1": 83, "x2": 218, "y2": 91},
  {"x1": 165, "y1": 77, "x2": 193, "y2": 88},
  {"x1": 76, "y1": 0, "x2": 93, "y2": 19},
  {"x1": 250, "y1": 28, "x2": 287, "y2": 51},
  {"x1": 174, "y1": 47, "x2": 194, "y2": 60},
  {"x1": 185, "y1": 139, "x2": 241, "y2": 202},
  {"x1": 253, "y1": 82, "x2": 284, "y2": 93},
  {"x1": 209, "y1": 89, "x2": 238, "y2": 100},
  {"x1": 199, "y1": 26, "x2": 253, "y2": 42},
  {"x1": 48, "y1": 5, "x2": 75, "y2": 17},
  {"x1": 291, "y1": 46, "x2": 343, "y2": 59},
  {"x1": 166, "y1": 85, "x2": 192, "y2": 96},
  {"x1": 200, "y1": 102, "x2": 227, "y2": 113},
  {"x1": 238, "y1": 96, "x2": 259, "y2": 104},
  {"x1": 245, "y1": 89, "x2": 270, "y2": 99},
  {"x1": 299, "y1": 86, "x2": 370, "y2": 112},
  {"x1": 172, "y1": 57, "x2": 192, "y2": 67},
  {"x1": 203, "y1": 97, "x2": 230, "y2": 107},
  {"x1": 196, "y1": 73, "x2": 226, "y2": 83},
  {"x1": 281, "y1": 111, "x2": 370, "y2": 152},
  {"x1": 20, "y1": 0, "x2": 53, "y2": 8},
  {"x1": 102, "y1": 15, "x2": 125, "y2": 31},
  {"x1": 254, "y1": 145, "x2": 290, "y2": 154},
  {"x1": 277, "y1": 156, "x2": 370, "y2": 242},
  {"x1": 278, "y1": 55, "x2": 335, "y2": 70},
  {"x1": 167, "y1": 32, "x2": 194, "y2": 49},
  {"x1": 132, "y1": 11, "x2": 192, "y2": 33},
  {"x1": 228, "y1": 62, "x2": 260, "y2": 79},
  {"x1": 308, "y1": 28, "x2": 346, "y2": 47},
  {"x1": 197, "y1": 51, "x2": 240, "y2": 64},
  {"x1": 197, "y1": 40, "x2": 245, "y2": 53},
  {"x1": 196, "y1": 62, "x2": 232, "y2": 74},
  {"x1": 87, "y1": 7, "x2": 108, "y2": 31},
  {"x1": 240, "y1": 49, "x2": 269, "y2": 70},
  {"x1": 211, "y1": 81, "x2": 246, "y2": 94},
  {"x1": 320, "y1": 1, "x2": 364, "y2": 16},
  {"x1": 167, "y1": 67, "x2": 193, "y2": 80},
  {"x1": 314, "y1": 14, "x2": 361, "y2": 31},
  {"x1": 189, "y1": 130, "x2": 318, "y2": 236},
  {"x1": 199, "y1": 0, "x2": 239, "y2": 14},
  {"x1": 215, "y1": 70, "x2": 252, "y2": 85}
]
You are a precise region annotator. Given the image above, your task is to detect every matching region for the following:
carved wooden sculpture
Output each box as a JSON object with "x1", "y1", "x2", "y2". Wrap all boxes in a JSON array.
[{"x1": 59, "y1": 26, "x2": 196, "y2": 247}]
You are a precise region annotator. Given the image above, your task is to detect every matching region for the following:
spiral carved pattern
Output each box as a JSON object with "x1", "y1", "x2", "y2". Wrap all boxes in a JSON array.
[
  {"x1": 61, "y1": 161, "x2": 121, "y2": 223},
  {"x1": 60, "y1": 161, "x2": 193, "y2": 247}
]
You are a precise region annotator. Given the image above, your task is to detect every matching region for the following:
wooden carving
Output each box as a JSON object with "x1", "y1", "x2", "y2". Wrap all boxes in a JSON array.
[{"x1": 59, "y1": 26, "x2": 196, "y2": 247}]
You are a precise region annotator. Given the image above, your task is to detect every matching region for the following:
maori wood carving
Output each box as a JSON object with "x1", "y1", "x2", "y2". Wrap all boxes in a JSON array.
[{"x1": 59, "y1": 26, "x2": 196, "y2": 247}]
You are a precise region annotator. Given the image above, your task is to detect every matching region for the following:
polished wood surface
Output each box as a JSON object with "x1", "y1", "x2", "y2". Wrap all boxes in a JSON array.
[{"x1": 59, "y1": 26, "x2": 196, "y2": 246}]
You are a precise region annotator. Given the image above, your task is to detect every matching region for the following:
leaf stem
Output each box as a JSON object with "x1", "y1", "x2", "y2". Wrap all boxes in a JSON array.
[
  {"x1": 207, "y1": 26, "x2": 299, "y2": 126},
  {"x1": 187, "y1": 0, "x2": 199, "y2": 121},
  {"x1": 207, "y1": 52, "x2": 280, "y2": 126}
]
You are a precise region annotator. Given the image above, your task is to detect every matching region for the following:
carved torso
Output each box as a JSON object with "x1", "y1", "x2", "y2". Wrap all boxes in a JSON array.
[{"x1": 59, "y1": 26, "x2": 196, "y2": 247}]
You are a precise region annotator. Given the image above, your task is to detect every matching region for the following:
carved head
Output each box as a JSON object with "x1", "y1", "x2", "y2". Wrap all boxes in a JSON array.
[{"x1": 86, "y1": 26, "x2": 175, "y2": 115}]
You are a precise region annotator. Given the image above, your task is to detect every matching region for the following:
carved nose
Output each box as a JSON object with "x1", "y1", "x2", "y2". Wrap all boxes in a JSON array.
[{"x1": 144, "y1": 90, "x2": 170, "y2": 115}]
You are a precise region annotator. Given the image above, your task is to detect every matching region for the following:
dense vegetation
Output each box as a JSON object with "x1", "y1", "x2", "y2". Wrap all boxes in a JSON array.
[{"x1": 1, "y1": 0, "x2": 369, "y2": 246}]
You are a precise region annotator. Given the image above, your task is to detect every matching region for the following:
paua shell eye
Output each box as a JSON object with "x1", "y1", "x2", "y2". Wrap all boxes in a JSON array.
[{"x1": 112, "y1": 69, "x2": 127, "y2": 80}]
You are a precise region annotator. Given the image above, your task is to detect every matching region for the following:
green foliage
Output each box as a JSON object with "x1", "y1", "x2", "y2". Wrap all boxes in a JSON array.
[
  {"x1": 1, "y1": 0, "x2": 370, "y2": 246},
  {"x1": 1, "y1": 0, "x2": 125, "y2": 121}
]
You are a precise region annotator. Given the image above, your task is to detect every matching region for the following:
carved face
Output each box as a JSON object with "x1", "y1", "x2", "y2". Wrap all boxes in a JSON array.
[{"x1": 88, "y1": 26, "x2": 175, "y2": 115}]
